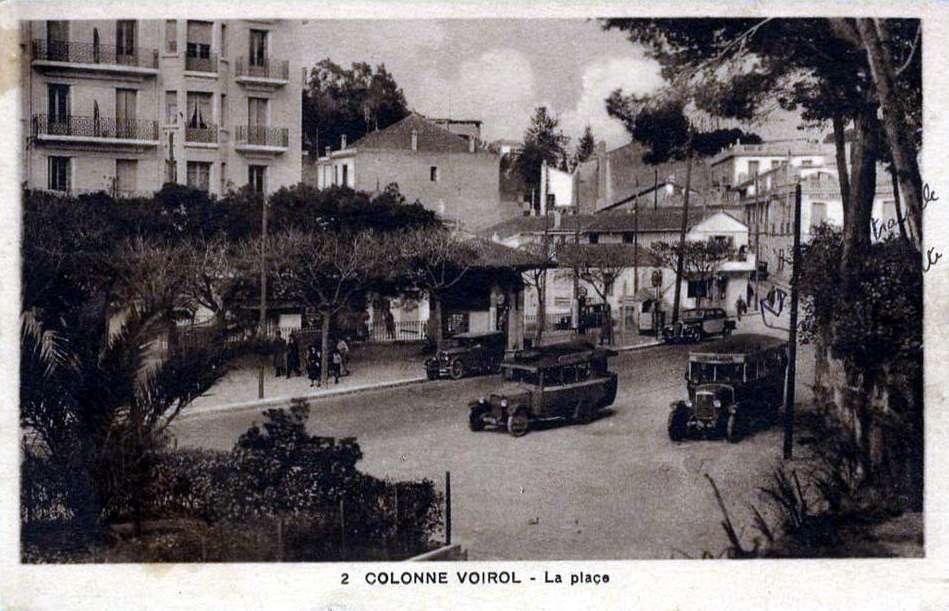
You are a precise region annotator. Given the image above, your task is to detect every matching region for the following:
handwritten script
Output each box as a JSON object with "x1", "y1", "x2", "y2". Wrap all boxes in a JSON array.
[{"x1": 870, "y1": 182, "x2": 940, "y2": 272}]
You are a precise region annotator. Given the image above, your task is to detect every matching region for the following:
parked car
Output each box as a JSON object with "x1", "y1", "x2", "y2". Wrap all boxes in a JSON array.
[
  {"x1": 424, "y1": 331, "x2": 506, "y2": 380},
  {"x1": 468, "y1": 340, "x2": 618, "y2": 437},
  {"x1": 662, "y1": 307, "x2": 735, "y2": 343},
  {"x1": 667, "y1": 334, "x2": 788, "y2": 442}
]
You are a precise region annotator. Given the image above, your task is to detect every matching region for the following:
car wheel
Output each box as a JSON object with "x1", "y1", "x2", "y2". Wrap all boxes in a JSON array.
[
  {"x1": 723, "y1": 326, "x2": 732, "y2": 338},
  {"x1": 426, "y1": 368, "x2": 439, "y2": 380},
  {"x1": 507, "y1": 408, "x2": 529, "y2": 437},
  {"x1": 449, "y1": 359, "x2": 465, "y2": 380},
  {"x1": 726, "y1": 412, "x2": 742, "y2": 443},
  {"x1": 668, "y1": 406, "x2": 689, "y2": 441},
  {"x1": 491, "y1": 359, "x2": 503, "y2": 374},
  {"x1": 572, "y1": 400, "x2": 594, "y2": 425},
  {"x1": 468, "y1": 407, "x2": 486, "y2": 432}
]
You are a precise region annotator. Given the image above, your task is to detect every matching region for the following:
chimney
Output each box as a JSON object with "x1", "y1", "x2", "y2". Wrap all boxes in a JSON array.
[
  {"x1": 341, "y1": 134, "x2": 347, "y2": 149},
  {"x1": 411, "y1": 129, "x2": 418, "y2": 152},
  {"x1": 595, "y1": 140, "x2": 609, "y2": 210},
  {"x1": 468, "y1": 137, "x2": 476, "y2": 153}
]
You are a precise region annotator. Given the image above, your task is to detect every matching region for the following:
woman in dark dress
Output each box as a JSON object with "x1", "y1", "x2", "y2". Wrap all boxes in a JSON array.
[
  {"x1": 286, "y1": 332, "x2": 302, "y2": 378},
  {"x1": 307, "y1": 343, "x2": 321, "y2": 387}
]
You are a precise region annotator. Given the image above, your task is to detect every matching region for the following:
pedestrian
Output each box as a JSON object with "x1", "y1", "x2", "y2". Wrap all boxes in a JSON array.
[
  {"x1": 331, "y1": 347, "x2": 343, "y2": 384},
  {"x1": 766, "y1": 286, "x2": 776, "y2": 308},
  {"x1": 384, "y1": 308, "x2": 395, "y2": 340},
  {"x1": 306, "y1": 343, "x2": 321, "y2": 387},
  {"x1": 272, "y1": 330, "x2": 287, "y2": 378},
  {"x1": 336, "y1": 336, "x2": 350, "y2": 375},
  {"x1": 286, "y1": 331, "x2": 302, "y2": 378},
  {"x1": 736, "y1": 296, "x2": 746, "y2": 321}
]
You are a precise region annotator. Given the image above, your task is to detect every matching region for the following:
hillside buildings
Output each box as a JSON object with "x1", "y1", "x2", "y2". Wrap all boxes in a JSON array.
[{"x1": 21, "y1": 19, "x2": 303, "y2": 197}]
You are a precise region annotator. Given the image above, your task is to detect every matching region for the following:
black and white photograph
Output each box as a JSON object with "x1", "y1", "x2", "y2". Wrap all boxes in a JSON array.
[{"x1": 3, "y1": 1, "x2": 948, "y2": 609}]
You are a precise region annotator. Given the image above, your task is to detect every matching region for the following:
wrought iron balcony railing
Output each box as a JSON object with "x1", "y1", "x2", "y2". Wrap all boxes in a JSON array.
[
  {"x1": 185, "y1": 124, "x2": 219, "y2": 144},
  {"x1": 31, "y1": 39, "x2": 158, "y2": 69},
  {"x1": 185, "y1": 52, "x2": 218, "y2": 73},
  {"x1": 235, "y1": 57, "x2": 290, "y2": 81},
  {"x1": 235, "y1": 125, "x2": 289, "y2": 148},
  {"x1": 32, "y1": 114, "x2": 159, "y2": 141}
]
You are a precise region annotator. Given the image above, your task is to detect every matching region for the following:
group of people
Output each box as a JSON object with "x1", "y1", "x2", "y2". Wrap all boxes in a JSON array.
[{"x1": 272, "y1": 330, "x2": 350, "y2": 387}]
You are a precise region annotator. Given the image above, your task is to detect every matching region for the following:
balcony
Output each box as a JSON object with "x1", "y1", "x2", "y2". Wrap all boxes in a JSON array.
[
  {"x1": 234, "y1": 125, "x2": 289, "y2": 153},
  {"x1": 32, "y1": 114, "x2": 159, "y2": 146},
  {"x1": 234, "y1": 57, "x2": 290, "y2": 87},
  {"x1": 185, "y1": 52, "x2": 218, "y2": 75},
  {"x1": 185, "y1": 124, "x2": 219, "y2": 146},
  {"x1": 31, "y1": 39, "x2": 159, "y2": 77}
]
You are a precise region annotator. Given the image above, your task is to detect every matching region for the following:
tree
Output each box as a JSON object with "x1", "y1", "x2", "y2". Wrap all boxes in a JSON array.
[
  {"x1": 648, "y1": 240, "x2": 731, "y2": 307},
  {"x1": 574, "y1": 125, "x2": 596, "y2": 166},
  {"x1": 181, "y1": 235, "x2": 256, "y2": 333},
  {"x1": 263, "y1": 229, "x2": 391, "y2": 384},
  {"x1": 557, "y1": 243, "x2": 637, "y2": 345},
  {"x1": 520, "y1": 227, "x2": 559, "y2": 343},
  {"x1": 514, "y1": 107, "x2": 569, "y2": 211},
  {"x1": 395, "y1": 228, "x2": 479, "y2": 346},
  {"x1": 302, "y1": 59, "x2": 410, "y2": 155}
]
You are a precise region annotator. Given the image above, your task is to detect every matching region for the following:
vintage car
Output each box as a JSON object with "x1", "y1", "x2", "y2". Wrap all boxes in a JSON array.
[
  {"x1": 667, "y1": 334, "x2": 788, "y2": 443},
  {"x1": 468, "y1": 340, "x2": 618, "y2": 437},
  {"x1": 424, "y1": 331, "x2": 507, "y2": 380},
  {"x1": 662, "y1": 307, "x2": 735, "y2": 343}
]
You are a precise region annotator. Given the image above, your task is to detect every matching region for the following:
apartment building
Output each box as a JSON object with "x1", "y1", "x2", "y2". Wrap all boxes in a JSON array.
[{"x1": 21, "y1": 19, "x2": 302, "y2": 197}]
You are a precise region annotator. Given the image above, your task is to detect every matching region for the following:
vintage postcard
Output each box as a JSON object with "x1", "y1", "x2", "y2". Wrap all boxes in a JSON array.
[{"x1": 1, "y1": 1, "x2": 948, "y2": 609}]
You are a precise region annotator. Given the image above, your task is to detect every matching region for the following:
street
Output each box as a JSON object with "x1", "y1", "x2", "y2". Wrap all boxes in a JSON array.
[{"x1": 171, "y1": 336, "x2": 813, "y2": 560}]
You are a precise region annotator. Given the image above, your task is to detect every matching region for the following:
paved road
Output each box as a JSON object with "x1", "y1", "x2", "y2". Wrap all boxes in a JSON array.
[{"x1": 172, "y1": 337, "x2": 812, "y2": 559}]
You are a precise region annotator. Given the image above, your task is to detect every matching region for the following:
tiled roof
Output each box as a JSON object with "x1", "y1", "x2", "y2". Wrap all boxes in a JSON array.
[
  {"x1": 469, "y1": 237, "x2": 550, "y2": 269},
  {"x1": 556, "y1": 242, "x2": 663, "y2": 267},
  {"x1": 481, "y1": 207, "x2": 726, "y2": 239},
  {"x1": 348, "y1": 112, "x2": 474, "y2": 153}
]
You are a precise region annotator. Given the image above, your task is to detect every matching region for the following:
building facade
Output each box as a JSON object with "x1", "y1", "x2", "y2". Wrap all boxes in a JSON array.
[
  {"x1": 21, "y1": 19, "x2": 302, "y2": 197},
  {"x1": 306, "y1": 113, "x2": 502, "y2": 230}
]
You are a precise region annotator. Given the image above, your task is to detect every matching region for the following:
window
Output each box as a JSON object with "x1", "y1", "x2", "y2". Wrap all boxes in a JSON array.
[
  {"x1": 249, "y1": 165, "x2": 266, "y2": 193},
  {"x1": 165, "y1": 90, "x2": 177, "y2": 124},
  {"x1": 248, "y1": 97, "x2": 267, "y2": 126},
  {"x1": 687, "y1": 278, "x2": 711, "y2": 299},
  {"x1": 47, "y1": 84, "x2": 70, "y2": 125},
  {"x1": 186, "y1": 92, "x2": 212, "y2": 128},
  {"x1": 116, "y1": 159, "x2": 137, "y2": 193},
  {"x1": 46, "y1": 21, "x2": 69, "y2": 61},
  {"x1": 430, "y1": 166, "x2": 439, "y2": 182},
  {"x1": 167, "y1": 132, "x2": 175, "y2": 160},
  {"x1": 186, "y1": 21, "x2": 213, "y2": 70},
  {"x1": 115, "y1": 89, "x2": 137, "y2": 137},
  {"x1": 187, "y1": 161, "x2": 211, "y2": 191},
  {"x1": 801, "y1": 159, "x2": 814, "y2": 167},
  {"x1": 342, "y1": 164, "x2": 349, "y2": 187},
  {"x1": 220, "y1": 24, "x2": 227, "y2": 57},
  {"x1": 165, "y1": 20, "x2": 177, "y2": 53},
  {"x1": 622, "y1": 232, "x2": 634, "y2": 244},
  {"x1": 249, "y1": 29, "x2": 267, "y2": 66},
  {"x1": 220, "y1": 94, "x2": 227, "y2": 127},
  {"x1": 747, "y1": 160, "x2": 760, "y2": 177},
  {"x1": 48, "y1": 156, "x2": 70, "y2": 191},
  {"x1": 588, "y1": 233, "x2": 599, "y2": 244},
  {"x1": 116, "y1": 20, "x2": 136, "y2": 57},
  {"x1": 220, "y1": 161, "x2": 227, "y2": 193}
]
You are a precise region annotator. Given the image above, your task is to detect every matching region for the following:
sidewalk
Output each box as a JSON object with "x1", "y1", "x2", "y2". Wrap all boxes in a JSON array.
[{"x1": 183, "y1": 342, "x2": 428, "y2": 418}]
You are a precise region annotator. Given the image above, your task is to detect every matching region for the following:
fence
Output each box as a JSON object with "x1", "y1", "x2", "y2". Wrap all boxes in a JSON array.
[
  {"x1": 235, "y1": 125, "x2": 290, "y2": 148},
  {"x1": 235, "y1": 56, "x2": 290, "y2": 80},
  {"x1": 32, "y1": 38, "x2": 159, "y2": 69},
  {"x1": 524, "y1": 312, "x2": 573, "y2": 332},
  {"x1": 365, "y1": 319, "x2": 427, "y2": 343},
  {"x1": 33, "y1": 114, "x2": 159, "y2": 141}
]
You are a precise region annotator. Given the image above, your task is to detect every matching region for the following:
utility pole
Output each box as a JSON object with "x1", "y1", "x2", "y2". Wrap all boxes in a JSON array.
[
  {"x1": 572, "y1": 206, "x2": 581, "y2": 334},
  {"x1": 753, "y1": 173, "x2": 761, "y2": 312},
  {"x1": 633, "y1": 189, "x2": 640, "y2": 294},
  {"x1": 783, "y1": 181, "x2": 802, "y2": 460},
  {"x1": 258, "y1": 195, "x2": 268, "y2": 334},
  {"x1": 671, "y1": 132, "x2": 694, "y2": 325}
]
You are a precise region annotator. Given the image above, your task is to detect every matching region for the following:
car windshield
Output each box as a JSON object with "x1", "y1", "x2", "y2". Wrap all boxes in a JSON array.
[
  {"x1": 689, "y1": 361, "x2": 744, "y2": 382},
  {"x1": 440, "y1": 338, "x2": 465, "y2": 349},
  {"x1": 682, "y1": 310, "x2": 703, "y2": 322},
  {"x1": 503, "y1": 366, "x2": 539, "y2": 385}
]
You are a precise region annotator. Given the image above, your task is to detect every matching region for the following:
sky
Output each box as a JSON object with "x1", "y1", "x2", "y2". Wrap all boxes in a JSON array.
[{"x1": 298, "y1": 19, "x2": 806, "y2": 150}]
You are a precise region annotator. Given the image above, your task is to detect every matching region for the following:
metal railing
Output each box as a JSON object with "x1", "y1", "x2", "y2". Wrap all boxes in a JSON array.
[
  {"x1": 32, "y1": 39, "x2": 159, "y2": 69},
  {"x1": 365, "y1": 320, "x2": 427, "y2": 343},
  {"x1": 32, "y1": 114, "x2": 159, "y2": 141},
  {"x1": 235, "y1": 56, "x2": 290, "y2": 80},
  {"x1": 235, "y1": 125, "x2": 289, "y2": 148},
  {"x1": 185, "y1": 124, "x2": 219, "y2": 144},
  {"x1": 185, "y1": 52, "x2": 218, "y2": 73}
]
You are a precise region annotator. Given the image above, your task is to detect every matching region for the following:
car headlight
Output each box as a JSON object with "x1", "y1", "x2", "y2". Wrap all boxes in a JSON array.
[
  {"x1": 684, "y1": 400, "x2": 693, "y2": 408},
  {"x1": 713, "y1": 400, "x2": 722, "y2": 408},
  {"x1": 500, "y1": 399, "x2": 508, "y2": 408},
  {"x1": 478, "y1": 397, "x2": 485, "y2": 404}
]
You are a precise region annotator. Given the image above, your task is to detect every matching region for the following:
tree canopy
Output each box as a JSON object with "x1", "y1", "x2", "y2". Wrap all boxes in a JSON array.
[
  {"x1": 514, "y1": 107, "x2": 569, "y2": 206},
  {"x1": 302, "y1": 59, "x2": 410, "y2": 155}
]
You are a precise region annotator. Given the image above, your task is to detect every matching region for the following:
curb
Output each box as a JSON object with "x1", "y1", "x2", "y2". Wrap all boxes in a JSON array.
[
  {"x1": 179, "y1": 341, "x2": 666, "y2": 420},
  {"x1": 179, "y1": 376, "x2": 428, "y2": 420}
]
